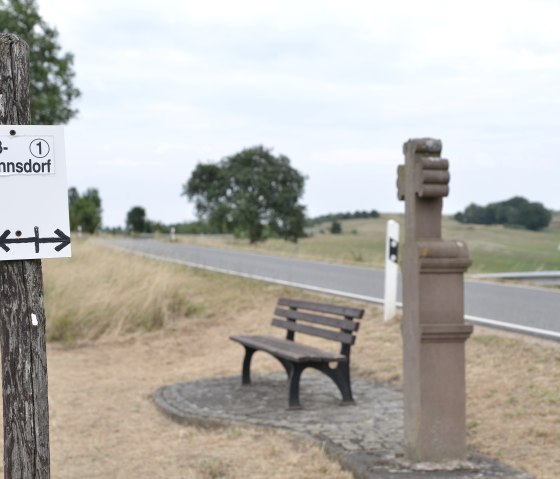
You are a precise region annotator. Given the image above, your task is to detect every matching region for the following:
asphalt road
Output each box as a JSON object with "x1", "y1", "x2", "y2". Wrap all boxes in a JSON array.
[{"x1": 106, "y1": 238, "x2": 560, "y2": 339}]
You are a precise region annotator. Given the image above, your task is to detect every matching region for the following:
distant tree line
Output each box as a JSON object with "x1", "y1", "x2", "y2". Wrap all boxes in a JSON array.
[
  {"x1": 123, "y1": 206, "x2": 217, "y2": 235},
  {"x1": 307, "y1": 210, "x2": 380, "y2": 226},
  {"x1": 121, "y1": 208, "x2": 383, "y2": 237},
  {"x1": 121, "y1": 209, "x2": 383, "y2": 238},
  {"x1": 169, "y1": 221, "x2": 217, "y2": 234},
  {"x1": 454, "y1": 196, "x2": 551, "y2": 231}
]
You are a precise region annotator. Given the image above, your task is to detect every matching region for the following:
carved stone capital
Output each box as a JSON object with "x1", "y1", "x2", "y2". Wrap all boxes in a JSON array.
[
  {"x1": 421, "y1": 324, "x2": 474, "y2": 343},
  {"x1": 398, "y1": 138, "x2": 450, "y2": 200},
  {"x1": 417, "y1": 240, "x2": 471, "y2": 273}
]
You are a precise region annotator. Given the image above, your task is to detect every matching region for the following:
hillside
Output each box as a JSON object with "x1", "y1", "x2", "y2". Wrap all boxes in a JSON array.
[{"x1": 171, "y1": 214, "x2": 560, "y2": 273}]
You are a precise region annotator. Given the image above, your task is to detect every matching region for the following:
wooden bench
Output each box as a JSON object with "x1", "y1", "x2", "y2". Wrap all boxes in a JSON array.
[{"x1": 230, "y1": 298, "x2": 365, "y2": 409}]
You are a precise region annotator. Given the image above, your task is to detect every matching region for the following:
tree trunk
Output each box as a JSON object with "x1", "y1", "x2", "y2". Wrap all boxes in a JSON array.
[{"x1": 0, "y1": 33, "x2": 51, "y2": 479}]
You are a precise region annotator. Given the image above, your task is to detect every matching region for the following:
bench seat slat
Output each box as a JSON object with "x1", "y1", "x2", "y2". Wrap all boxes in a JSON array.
[
  {"x1": 271, "y1": 318, "x2": 355, "y2": 345},
  {"x1": 274, "y1": 307, "x2": 359, "y2": 332},
  {"x1": 278, "y1": 297, "x2": 364, "y2": 320},
  {"x1": 230, "y1": 335, "x2": 346, "y2": 363}
]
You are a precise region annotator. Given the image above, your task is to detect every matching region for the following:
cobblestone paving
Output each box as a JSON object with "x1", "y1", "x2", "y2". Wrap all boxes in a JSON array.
[{"x1": 154, "y1": 373, "x2": 532, "y2": 479}]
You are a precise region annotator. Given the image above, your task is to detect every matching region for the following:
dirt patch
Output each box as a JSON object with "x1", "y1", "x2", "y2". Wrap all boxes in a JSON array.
[
  {"x1": 44, "y1": 322, "x2": 353, "y2": 479},
  {"x1": 9, "y1": 241, "x2": 557, "y2": 478}
]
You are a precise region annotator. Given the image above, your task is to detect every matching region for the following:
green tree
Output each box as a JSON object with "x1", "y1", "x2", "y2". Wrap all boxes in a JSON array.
[
  {"x1": 515, "y1": 201, "x2": 552, "y2": 231},
  {"x1": 0, "y1": 0, "x2": 80, "y2": 124},
  {"x1": 68, "y1": 186, "x2": 79, "y2": 206},
  {"x1": 183, "y1": 145, "x2": 307, "y2": 243},
  {"x1": 68, "y1": 187, "x2": 102, "y2": 233},
  {"x1": 126, "y1": 206, "x2": 147, "y2": 233}
]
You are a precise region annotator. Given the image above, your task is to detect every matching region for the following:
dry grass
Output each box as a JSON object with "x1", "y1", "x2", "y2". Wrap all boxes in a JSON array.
[
  {"x1": 466, "y1": 331, "x2": 560, "y2": 476},
  {"x1": 31, "y1": 240, "x2": 560, "y2": 478},
  {"x1": 22, "y1": 239, "x2": 356, "y2": 478},
  {"x1": 170, "y1": 217, "x2": 391, "y2": 267},
  {"x1": 42, "y1": 237, "x2": 262, "y2": 342},
  {"x1": 352, "y1": 314, "x2": 560, "y2": 478},
  {"x1": 44, "y1": 327, "x2": 354, "y2": 479}
]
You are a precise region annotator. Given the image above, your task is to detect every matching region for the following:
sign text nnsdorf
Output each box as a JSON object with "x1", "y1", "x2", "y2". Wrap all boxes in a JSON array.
[
  {"x1": 0, "y1": 135, "x2": 56, "y2": 175},
  {"x1": 0, "y1": 126, "x2": 71, "y2": 260}
]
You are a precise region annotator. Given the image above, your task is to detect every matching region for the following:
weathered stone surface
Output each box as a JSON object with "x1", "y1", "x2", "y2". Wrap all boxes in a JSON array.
[
  {"x1": 399, "y1": 138, "x2": 473, "y2": 462},
  {"x1": 154, "y1": 373, "x2": 532, "y2": 479}
]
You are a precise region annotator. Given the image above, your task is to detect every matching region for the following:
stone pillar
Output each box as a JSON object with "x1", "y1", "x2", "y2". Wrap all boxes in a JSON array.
[{"x1": 397, "y1": 138, "x2": 473, "y2": 462}]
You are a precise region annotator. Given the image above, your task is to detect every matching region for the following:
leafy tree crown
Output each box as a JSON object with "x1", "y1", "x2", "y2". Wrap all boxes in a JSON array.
[
  {"x1": 0, "y1": 0, "x2": 80, "y2": 124},
  {"x1": 126, "y1": 206, "x2": 147, "y2": 233},
  {"x1": 183, "y1": 145, "x2": 307, "y2": 243}
]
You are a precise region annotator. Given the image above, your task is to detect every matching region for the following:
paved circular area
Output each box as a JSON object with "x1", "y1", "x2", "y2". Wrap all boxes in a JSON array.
[{"x1": 154, "y1": 372, "x2": 532, "y2": 479}]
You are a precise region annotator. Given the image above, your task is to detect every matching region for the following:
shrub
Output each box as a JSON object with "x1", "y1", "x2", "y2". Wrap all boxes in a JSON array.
[
  {"x1": 455, "y1": 197, "x2": 551, "y2": 231},
  {"x1": 330, "y1": 221, "x2": 342, "y2": 234}
]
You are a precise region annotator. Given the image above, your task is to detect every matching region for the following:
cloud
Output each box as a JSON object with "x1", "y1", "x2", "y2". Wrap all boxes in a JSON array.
[
  {"x1": 98, "y1": 157, "x2": 160, "y2": 168},
  {"x1": 38, "y1": 0, "x2": 560, "y2": 227},
  {"x1": 308, "y1": 147, "x2": 398, "y2": 167}
]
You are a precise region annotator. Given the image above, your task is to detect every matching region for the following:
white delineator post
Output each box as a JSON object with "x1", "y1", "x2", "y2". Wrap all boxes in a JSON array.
[{"x1": 384, "y1": 219, "x2": 400, "y2": 321}]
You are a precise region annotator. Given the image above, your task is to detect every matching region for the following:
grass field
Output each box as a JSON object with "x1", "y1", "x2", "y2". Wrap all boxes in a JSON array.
[
  {"x1": 171, "y1": 215, "x2": 560, "y2": 273},
  {"x1": 30, "y1": 239, "x2": 560, "y2": 478}
]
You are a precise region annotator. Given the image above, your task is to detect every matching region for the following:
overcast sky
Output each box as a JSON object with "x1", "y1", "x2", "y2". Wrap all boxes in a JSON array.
[{"x1": 38, "y1": 0, "x2": 560, "y2": 228}]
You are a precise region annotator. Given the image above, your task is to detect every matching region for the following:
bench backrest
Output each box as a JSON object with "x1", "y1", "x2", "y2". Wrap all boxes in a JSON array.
[{"x1": 272, "y1": 298, "x2": 364, "y2": 355}]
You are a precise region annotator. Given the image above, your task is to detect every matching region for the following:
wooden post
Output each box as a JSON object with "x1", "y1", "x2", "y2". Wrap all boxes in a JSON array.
[{"x1": 0, "y1": 34, "x2": 51, "y2": 479}]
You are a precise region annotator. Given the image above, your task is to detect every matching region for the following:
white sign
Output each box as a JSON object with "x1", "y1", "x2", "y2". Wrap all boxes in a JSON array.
[{"x1": 0, "y1": 125, "x2": 71, "y2": 260}]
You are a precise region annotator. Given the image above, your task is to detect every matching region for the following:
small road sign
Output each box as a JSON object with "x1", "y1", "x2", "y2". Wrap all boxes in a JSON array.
[
  {"x1": 384, "y1": 220, "x2": 400, "y2": 321},
  {"x1": 0, "y1": 125, "x2": 71, "y2": 260}
]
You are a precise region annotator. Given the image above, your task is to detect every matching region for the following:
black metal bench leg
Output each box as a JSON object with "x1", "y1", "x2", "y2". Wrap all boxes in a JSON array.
[
  {"x1": 288, "y1": 364, "x2": 305, "y2": 409},
  {"x1": 277, "y1": 358, "x2": 294, "y2": 378},
  {"x1": 241, "y1": 347, "x2": 256, "y2": 385},
  {"x1": 314, "y1": 361, "x2": 354, "y2": 403},
  {"x1": 334, "y1": 362, "x2": 354, "y2": 403}
]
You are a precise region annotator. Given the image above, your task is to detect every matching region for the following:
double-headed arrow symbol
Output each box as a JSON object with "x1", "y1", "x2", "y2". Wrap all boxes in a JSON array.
[{"x1": 0, "y1": 227, "x2": 71, "y2": 253}]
